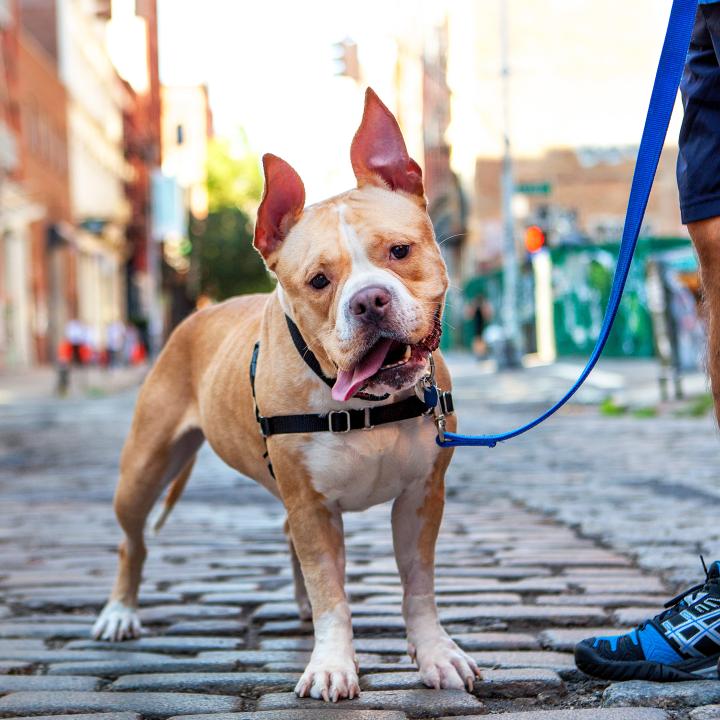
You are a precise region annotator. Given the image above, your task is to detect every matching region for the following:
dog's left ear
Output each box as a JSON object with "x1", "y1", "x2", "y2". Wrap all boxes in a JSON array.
[
  {"x1": 254, "y1": 153, "x2": 306, "y2": 262},
  {"x1": 351, "y1": 87, "x2": 424, "y2": 200}
]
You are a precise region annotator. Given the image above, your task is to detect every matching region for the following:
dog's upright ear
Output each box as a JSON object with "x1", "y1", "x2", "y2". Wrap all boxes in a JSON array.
[
  {"x1": 351, "y1": 87, "x2": 424, "y2": 200},
  {"x1": 254, "y1": 153, "x2": 306, "y2": 262}
]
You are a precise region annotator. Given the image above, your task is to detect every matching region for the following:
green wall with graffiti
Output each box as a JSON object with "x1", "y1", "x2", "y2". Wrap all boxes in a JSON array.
[{"x1": 462, "y1": 237, "x2": 693, "y2": 357}]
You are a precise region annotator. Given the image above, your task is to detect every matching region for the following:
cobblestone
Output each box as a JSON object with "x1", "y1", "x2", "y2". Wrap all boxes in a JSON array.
[
  {"x1": 603, "y1": 681, "x2": 720, "y2": 708},
  {"x1": 1, "y1": 370, "x2": 718, "y2": 717},
  {"x1": 66, "y1": 637, "x2": 244, "y2": 653},
  {"x1": 167, "y1": 712, "x2": 409, "y2": 720},
  {"x1": 691, "y1": 707, "x2": 720, "y2": 720},
  {"x1": 0, "y1": 675, "x2": 102, "y2": 692},
  {"x1": 359, "y1": 668, "x2": 565, "y2": 698},
  {"x1": 0, "y1": 692, "x2": 245, "y2": 717},
  {"x1": 110, "y1": 672, "x2": 298, "y2": 693},
  {"x1": 0, "y1": 715, "x2": 142, "y2": 720},
  {"x1": 256, "y1": 688, "x2": 483, "y2": 716},
  {"x1": 447, "y1": 710, "x2": 669, "y2": 720}
]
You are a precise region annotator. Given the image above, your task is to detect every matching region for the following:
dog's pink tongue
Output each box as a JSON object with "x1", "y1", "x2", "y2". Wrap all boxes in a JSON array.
[{"x1": 332, "y1": 339, "x2": 393, "y2": 402}]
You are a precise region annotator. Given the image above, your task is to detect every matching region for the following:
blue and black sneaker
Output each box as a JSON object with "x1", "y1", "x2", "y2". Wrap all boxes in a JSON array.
[{"x1": 575, "y1": 559, "x2": 720, "y2": 682}]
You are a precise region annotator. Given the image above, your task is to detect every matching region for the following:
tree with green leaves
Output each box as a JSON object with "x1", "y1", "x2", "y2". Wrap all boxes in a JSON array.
[{"x1": 191, "y1": 133, "x2": 273, "y2": 301}]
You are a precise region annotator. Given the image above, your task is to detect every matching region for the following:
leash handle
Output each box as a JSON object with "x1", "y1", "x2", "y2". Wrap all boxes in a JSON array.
[{"x1": 439, "y1": 0, "x2": 699, "y2": 448}]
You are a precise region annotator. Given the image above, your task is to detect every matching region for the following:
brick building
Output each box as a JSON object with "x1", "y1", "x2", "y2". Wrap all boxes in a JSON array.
[
  {"x1": 0, "y1": 0, "x2": 44, "y2": 368},
  {"x1": 469, "y1": 146, "x2": 684, "y2": 272},
  {"x1": 21, "y1": 0, "x2": 131, "y2": 358},
  {"x1": 118, "y1": 0, "x2": 162, "y2": 346},
  {"x1": 16, "y1": 28, "x2": 75, "y2": 363},
  {"x1": 421, "y1": 16, "x2": 465, "y2": 288}
]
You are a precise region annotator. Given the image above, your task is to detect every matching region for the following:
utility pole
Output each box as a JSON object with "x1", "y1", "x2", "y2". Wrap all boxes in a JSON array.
[{"x1": 499, "y1": 0, "x2": 522, "y2": 367}]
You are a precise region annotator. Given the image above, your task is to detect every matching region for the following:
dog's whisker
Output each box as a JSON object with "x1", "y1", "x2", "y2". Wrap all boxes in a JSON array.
[{"x1": 436, "y1": 232, "x2": 467, "y2": 246}]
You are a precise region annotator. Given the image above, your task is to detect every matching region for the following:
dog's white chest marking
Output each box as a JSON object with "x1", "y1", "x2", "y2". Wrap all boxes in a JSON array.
[{"x1": 303, "y1": 414, "x2": 439, "y2": 511}]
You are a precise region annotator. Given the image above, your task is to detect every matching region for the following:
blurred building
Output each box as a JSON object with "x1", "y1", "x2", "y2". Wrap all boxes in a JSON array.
[
  {"x1": 109, "y1": 0, "x2": 162, "y2": 353},
  {"x1": 161, "y1": 84, "x2": 211, "y2": 222},
  {"x1": 0, "y1": 0, "x2": 44, "y2": 369},
  {"x1": 443, "y1": 0, "x2": 687, "y2": 275},
  {"x1": 17, "y1": 25, "x2": 75, "y2": 364},
  {"x1": 21, "y1": 0, "x2": 131, "y2": 358},
  {"x1": 421, "y1": 16, "x2": 466, "y2": 293},
  {"x1": 470, "y1": 145, "x2": 683, "y2": 269},
  {"x1": 341, "y1": 5, "x2": 466, "y2": 284},
  {"x1": 159, "y1": 84, "x2": 212, "y2": 330}
]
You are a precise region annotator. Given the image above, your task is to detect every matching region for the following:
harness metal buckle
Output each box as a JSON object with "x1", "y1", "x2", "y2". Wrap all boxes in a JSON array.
[
  {"x1": 363, "y1": 407, "x2": 373, "y2": 430},
  {"x1": 328, "y1": 410, "x2": 351, "y2": 433}
]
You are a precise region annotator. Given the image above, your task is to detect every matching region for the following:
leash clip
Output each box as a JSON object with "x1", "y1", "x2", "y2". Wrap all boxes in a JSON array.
[
  {"x1": 415, "y1": 353, "x2": 439, "y2": 413},
  {"x1": 434, "y1": 412, "x2": 447, "y2": 443}
]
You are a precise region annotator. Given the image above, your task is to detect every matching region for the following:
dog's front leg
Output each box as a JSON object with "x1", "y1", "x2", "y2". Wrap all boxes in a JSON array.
[
  {"x1": 273, "y1": 455, "x2": 358, "y2": 702},
  {"x1": 392, "y1": 453, "x2": 481, "y2": 691}
]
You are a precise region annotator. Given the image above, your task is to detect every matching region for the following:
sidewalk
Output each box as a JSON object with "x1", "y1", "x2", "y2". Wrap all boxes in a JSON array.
[
  {"x1": 0, "y1": 363, "x2": 148, "y2": 405},
  {"x1": 446, "y1": 352, "x2": 709, "y2": 409}
]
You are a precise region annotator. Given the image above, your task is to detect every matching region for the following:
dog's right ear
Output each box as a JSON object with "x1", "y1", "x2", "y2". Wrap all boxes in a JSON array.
[
  {"x1": 351, "y1": 88, "x2": 424, "y2": 199},
  {"x1": 254, "y1": 153, "x2": 305, "y2": 261}
]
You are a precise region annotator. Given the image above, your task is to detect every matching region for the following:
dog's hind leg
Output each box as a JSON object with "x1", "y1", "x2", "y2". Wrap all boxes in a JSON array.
[
  {"x1": 93, "y1": 383, "x2": 204, "y2": 641},
  {"x1": 152, "y1": 453, "x2": 197, "y2": 533}
]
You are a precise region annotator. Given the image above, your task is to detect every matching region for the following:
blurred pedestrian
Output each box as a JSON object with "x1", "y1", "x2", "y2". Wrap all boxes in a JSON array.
[
  {"x1": 106, "y1": 320, "x2": 125, "y2": 368},
  {"x1": 56, "y1": 338, "x2": 72, "y2": 396},
  {"x1": 64, "y1": 318, "x2": 85, "y2": 366},
  {"x1": 575, "y1": 4, "x2": 720, "y2": 682},
  {"x1": 470, "y1": 295, "x2": 491, "y2": 360}
]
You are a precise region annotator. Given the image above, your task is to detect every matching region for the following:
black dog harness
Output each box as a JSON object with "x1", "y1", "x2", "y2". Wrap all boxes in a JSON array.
[{"x1": 249, "y1": 316, "x2": 454, "y2": 440}]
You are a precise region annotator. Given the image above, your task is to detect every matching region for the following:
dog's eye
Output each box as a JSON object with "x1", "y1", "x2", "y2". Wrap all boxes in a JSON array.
[
  {"x1": 390, "y1": 244, "x2": 410, "y2": 260},
  {"x1": 310, "y1": 273, "x2": 330, "y2": 290}
]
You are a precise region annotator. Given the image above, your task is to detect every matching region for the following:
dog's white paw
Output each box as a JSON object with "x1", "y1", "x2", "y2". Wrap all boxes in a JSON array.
[
  {"x1": 410, "y1": 635, "x2": 481, "y2": 692},
  {"x1": 295, "y1": 658, "x2": 360, "y2": 702},
  {"x1": 92, "y1": 599, "x2": 142, "y2": 641}
]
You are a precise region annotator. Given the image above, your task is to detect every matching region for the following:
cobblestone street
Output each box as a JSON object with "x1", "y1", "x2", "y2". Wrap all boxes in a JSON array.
[{"x1": 1, "y1": 359, "x2": 720, "y2": 719}]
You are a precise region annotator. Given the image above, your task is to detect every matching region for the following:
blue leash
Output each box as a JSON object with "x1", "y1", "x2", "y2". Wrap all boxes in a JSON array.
[{"x1": 438, "y1": 0, "x2": 699, "y2": 449}]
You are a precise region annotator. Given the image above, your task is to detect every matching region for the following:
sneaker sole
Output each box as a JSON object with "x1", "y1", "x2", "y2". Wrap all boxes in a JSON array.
[{"x1": 575, "y1": 642, "x2": 718, "y2": 682}]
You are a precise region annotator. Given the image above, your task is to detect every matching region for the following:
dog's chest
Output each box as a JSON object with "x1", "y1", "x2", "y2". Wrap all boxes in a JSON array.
[{"x1": 302, "y1": 415, "x2": 440, "y2": 511}]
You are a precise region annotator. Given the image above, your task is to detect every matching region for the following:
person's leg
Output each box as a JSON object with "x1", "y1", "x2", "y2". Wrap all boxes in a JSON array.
[
  {"x1": 689, "y1": 218, "x2": 720, "y2": 426},
  {"x1": 578, "y1": 3, "x2": 720, "y2": 686},
  {"x1": 678, "y1": 5, "x2": 720, "y2": 425}
]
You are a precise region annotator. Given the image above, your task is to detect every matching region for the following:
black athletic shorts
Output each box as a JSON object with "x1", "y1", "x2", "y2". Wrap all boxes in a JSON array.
[{"x1": 678, "y1": 2, "x2": 720, "y2": 223}]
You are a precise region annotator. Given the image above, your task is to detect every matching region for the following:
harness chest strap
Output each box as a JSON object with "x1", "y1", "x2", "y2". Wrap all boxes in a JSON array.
[{"x1": 249, "y1": 340, "x2": 454, "y2": 438}]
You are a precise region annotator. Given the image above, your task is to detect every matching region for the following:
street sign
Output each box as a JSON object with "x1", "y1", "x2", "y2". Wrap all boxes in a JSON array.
[{"x1": 515, "y1": 182, "x2": 551, "y2": 196}]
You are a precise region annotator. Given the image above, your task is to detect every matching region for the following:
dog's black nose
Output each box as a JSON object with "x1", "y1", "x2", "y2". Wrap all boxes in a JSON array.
[{"x1": 350, "y1": 286, "x2": 392, "y2": 320}]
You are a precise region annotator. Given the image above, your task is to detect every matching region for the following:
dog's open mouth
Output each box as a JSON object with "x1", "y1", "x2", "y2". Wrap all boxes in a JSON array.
[
  {"x1": 331, "y1": 317, "x2": 442, "y2": 402},
  {"x1": 331, "y1": 339, "x2": 414, "y2": 402}
]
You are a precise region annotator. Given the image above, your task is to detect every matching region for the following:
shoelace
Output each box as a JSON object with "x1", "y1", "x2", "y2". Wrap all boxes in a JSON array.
[{"x1": 638, "y1": 556, "x2": 711, "y2": 630}]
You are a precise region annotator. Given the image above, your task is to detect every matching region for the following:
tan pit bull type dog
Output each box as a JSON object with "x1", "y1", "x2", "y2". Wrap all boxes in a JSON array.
[{"x1": 92, "y1": 88, "x2": 481, "y2": 702}]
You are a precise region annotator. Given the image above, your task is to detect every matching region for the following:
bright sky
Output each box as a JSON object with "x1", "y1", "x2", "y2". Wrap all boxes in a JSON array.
[
  {"x1": 158, "y1": 0, "x2": 411, "y2": 202},
  {"x1": 158, "y1": 0, "x2": 681, "y2": 201}
]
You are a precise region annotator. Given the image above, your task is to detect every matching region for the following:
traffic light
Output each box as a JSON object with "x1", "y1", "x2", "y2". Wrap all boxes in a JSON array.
[{"x1": 524, "y1": 225, "x2": 546, "y2": 254}]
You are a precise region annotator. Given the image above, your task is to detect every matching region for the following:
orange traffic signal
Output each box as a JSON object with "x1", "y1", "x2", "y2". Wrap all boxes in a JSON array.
[{"x1": 525, "y1": 225, "x2": 546, "y2": 253}]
